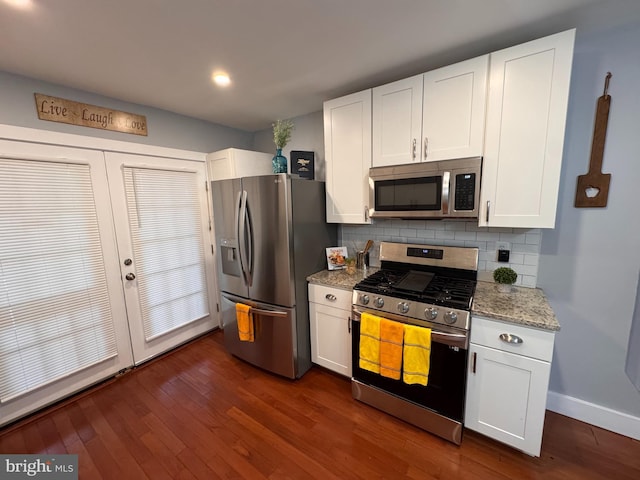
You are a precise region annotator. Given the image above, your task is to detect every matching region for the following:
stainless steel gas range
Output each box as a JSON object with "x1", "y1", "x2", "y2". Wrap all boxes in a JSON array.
[{"x1": 351, "y1": 241, "x2": 478, "y2": 445}]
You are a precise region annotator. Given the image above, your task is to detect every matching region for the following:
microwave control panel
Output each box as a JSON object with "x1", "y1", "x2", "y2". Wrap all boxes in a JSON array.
[{"x1": 454, "y1": 173, "x2": 476, "y2": 211}]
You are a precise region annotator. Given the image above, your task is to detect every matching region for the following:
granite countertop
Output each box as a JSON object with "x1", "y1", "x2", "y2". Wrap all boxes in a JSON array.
[
  {"x1": 472, "y1": 281, "x2": 560, "y2": 331},
  {"x1": 307, "y1": 267, "x2": 378, "y2": 291},
  {"x1": 307, "y1": 270, "x2": 560, "y2": 332}
]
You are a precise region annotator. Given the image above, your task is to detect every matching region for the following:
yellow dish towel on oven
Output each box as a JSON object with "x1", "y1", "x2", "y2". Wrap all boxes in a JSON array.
[
  {"x1": 236, "y1": 302, "x2": 254, "y2": 342},
  {"x1": 380, "y1": 318, "x2": 404, "y2": 380},
  {"x1": 403, "y1": 324, "x2": 431, "y2": 386},
  {"x1": 359, "y1": 313, "x2": 381, "y2": 374}
]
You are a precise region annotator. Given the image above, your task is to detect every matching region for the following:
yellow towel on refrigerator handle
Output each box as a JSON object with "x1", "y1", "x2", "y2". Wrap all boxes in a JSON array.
[
  {"x1": 403, "y1": 324, "x2": 431, "y2": 386},
  {"x1": 380, "y1": 318, "x2": 403, "y2": 380},
  {"x1": 359, "y1": 313, "x2": 381, "y2": 374},
  {"x1": 236, "y1": 303, "x2": 254, "y2": 342}
]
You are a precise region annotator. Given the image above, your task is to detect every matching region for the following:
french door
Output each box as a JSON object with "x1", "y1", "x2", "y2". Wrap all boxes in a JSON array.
[
  {"x1": 104, "y1": 152, "x2": 217, "y2": 364},
  {"x1": 0, "y1": 141, "x2": 217, "y2": 427}
]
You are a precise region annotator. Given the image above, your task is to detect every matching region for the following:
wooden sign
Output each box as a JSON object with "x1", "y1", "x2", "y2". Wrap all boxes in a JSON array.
[{"x1": 34, "y1": 93, "x2": 148, "y2": 136}]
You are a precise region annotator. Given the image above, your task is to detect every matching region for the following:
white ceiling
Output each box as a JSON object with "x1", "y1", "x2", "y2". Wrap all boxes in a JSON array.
[{"x1": 0, "y1": 0, "x2": 606, "y2": 132}]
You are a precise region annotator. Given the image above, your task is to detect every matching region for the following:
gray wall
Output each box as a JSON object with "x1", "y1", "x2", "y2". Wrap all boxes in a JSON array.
[
  {"x1": 538, "y1": 10, "x2": 640, "y2": 417},
  {"x1": 0, "y1": 71, "x2": 253, "y2": 153},
  {"x1": 252, "y1": 111, "x2": 326, "y2": 180}
]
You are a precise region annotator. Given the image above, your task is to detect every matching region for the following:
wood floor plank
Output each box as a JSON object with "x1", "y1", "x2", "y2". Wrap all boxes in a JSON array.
[
  {"x1": 65, "y1": 437, "x2": 103, "y2": 480},
  {"x1": 2, "y1": 330, "x2": 639, "y2": 480}
]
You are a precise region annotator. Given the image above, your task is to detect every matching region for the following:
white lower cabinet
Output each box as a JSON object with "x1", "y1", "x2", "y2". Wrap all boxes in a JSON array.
[
  {"x1": 465, "y1": 316, "x2": 555, "y2": 457},
  {"x1": 308, "y1": 284, "x2": 352, "y2": 377}
]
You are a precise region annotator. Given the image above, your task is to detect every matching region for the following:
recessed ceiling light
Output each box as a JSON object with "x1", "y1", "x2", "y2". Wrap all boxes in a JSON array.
[
  {"x1": 4, "y1": 0, "x2": 33, "y2": 9},
  {"x1": 212, "y1": 72, "x2": 231, "y2": 87}
]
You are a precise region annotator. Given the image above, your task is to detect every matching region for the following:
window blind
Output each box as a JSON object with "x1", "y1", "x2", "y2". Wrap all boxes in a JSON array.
[
  {"x1": 0, "y1": 158, "x2": 118, "y2": 403},
  {"x1": 123, "y1": 167, "x2": 208, "y2": 341}
]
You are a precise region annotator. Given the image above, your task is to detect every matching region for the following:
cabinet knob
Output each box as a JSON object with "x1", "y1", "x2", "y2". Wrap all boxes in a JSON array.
[
  {"x1": 499, "y1": 333, "x2": 523, "y2": 344},
  {"x1": 325, "y1": 294, "x2": 337, "y2": 301}
]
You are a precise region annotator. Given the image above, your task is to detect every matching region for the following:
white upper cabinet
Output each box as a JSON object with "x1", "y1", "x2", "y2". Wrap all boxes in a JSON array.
[
  {"x1": 372, "y1": 75, "x2": 423, "y2": 166},
  {"x1": 324, "y1": 89, "x2": 372, "y2": 224},
  {"x1": 422, "y1": 55, "x2": 488, "y2": 161},
  {"x1": 372, "y1": 56, "x2": 488, "y2": 167},
  {"x1": 206, "y1": 148, "x2": 272, "y2": 181},
  {"x1": 480, "y1": 29, "x2": 575, "y2": 228}
]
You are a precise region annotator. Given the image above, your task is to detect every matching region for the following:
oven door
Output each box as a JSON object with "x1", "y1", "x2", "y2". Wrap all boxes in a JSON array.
[{"x1": 351, "y1": 306, "x2": 469, "y2": 422}]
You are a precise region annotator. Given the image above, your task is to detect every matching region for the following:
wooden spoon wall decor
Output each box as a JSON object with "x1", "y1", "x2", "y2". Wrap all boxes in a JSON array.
[{"x1": 575, "y1": 72, "x2": 612, "y2": 208}]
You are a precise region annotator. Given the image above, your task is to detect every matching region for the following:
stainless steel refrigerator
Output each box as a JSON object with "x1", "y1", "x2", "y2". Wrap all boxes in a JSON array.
[{"x1": 211, "y1": 174, "x2": 337, "y2": 379}]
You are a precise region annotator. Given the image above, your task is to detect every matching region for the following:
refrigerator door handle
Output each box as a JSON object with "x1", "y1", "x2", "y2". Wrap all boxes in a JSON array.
[
  {"x1": 237, "y1": 190, "x2": 249, "y2": 286},
  {"x1": 250, "y1": 307, "x2": 288, "y2": 318},
  {"x1": 245, "y1": 195, "x2": 254, "y2": 286}
]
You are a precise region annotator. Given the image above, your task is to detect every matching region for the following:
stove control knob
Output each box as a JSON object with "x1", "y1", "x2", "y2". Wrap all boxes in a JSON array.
[
  {"x1": 424, "y1": 307, "x2": 438, "y2": 320},
  {"x1": 374, "y1": 297, "x2": 384, "y2": 308},
  {"x1": 397, "y1": 302, "x2": 410, "y2": 314},
  {"x1": 444, "y1": 311, "x2": 458, "y2": 324},
  {"x1": 360, "y1": 294, "x2": 370, "y2": 305}
]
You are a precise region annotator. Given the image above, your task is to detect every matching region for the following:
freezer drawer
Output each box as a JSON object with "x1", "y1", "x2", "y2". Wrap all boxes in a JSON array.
[{"x1": 220, "y1": 292, "x2": 297, "y2": 379}]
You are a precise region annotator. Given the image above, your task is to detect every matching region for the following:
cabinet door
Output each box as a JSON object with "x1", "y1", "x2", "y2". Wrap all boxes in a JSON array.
[
  {"x1": 324, "y1": 90, "x2": 372, "y2": 224},
  {"x1": 206, "y1": 148, "x2": 272, "y2": 181},
  {"x1": 465, "y1": 343, "x2": 551, "y2": 456},
  {"x1": 480, "y1": 29, "x2": 575, "y2": 228},
  {"x1": 372, "y1": 75, "x2": 423, "y2": 166},
  {"x1": 309, "y1": 302, "x2": 352, "y2": 377},
  {"x1": 422, "y1": 55, "x2": 488, "y2": 161}
]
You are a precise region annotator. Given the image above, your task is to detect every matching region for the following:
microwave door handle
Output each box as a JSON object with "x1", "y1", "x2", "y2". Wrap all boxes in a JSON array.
[{"x1": 442, "y1": 171, "x2": 450, "y2": 215}]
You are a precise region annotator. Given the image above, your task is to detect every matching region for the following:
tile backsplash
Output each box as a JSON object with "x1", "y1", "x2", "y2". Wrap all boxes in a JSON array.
[{"x1": 340, "y1": 219, "x2": 541, "y2": 288}]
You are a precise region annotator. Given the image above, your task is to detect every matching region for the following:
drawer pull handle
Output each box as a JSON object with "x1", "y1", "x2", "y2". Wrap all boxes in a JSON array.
[
  {"x1": 499, "y1": 333, "x2": 523, "y2": 345},
  {"x1": 325, "y1": 294, "x2": 337, "y2": 301}
]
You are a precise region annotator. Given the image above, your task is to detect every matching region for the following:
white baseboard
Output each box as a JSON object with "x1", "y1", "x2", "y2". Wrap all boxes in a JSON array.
[{"x1": 546, "y1": 391, "x2": 640, "y2": 440}]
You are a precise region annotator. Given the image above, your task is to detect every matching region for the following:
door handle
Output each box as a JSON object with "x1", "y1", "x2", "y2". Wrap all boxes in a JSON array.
[
  {"x1": 441, "y1": 171, "x2": 450, "y2": 214},
  {"x1": 237, "y1": 190, "x2": 251, "y2": 286},
  {"x1": 472, "y1": 351, "x2": 477, "y2": 373},
  {"x1": 125, "y1": 273, "x2": 136, "y2": 281},
  {"x1": 244, "y1": 195, "x2": 254, "y2": 286},
  {"x1": 250, "y1": 307, "x2": 288, "y2": 318},
  {"x1": 499, "y1": 333, "x2": 523, "y2": 345}
]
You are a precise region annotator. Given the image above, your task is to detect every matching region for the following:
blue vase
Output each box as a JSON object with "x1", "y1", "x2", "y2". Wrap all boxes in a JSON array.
[{"x1": 272, "y1": 148, "x2": 287, "y2": 174}]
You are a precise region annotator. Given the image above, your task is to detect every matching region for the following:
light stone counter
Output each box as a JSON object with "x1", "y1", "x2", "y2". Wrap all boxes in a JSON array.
[
  {"x1": 472, "y1": 281, "x2": 560, "y2": 331},
  {"x1": 307, "y1": 267, "x2": 379, "y2": 291},
  {"x1": 307, "y1": 271, "x2": 560, "y2": 332}
]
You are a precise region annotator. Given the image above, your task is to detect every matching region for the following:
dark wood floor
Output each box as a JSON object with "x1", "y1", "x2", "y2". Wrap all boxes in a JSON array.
[{"x1": 2, "y1": 330, "x2": 639, "y2": 479}]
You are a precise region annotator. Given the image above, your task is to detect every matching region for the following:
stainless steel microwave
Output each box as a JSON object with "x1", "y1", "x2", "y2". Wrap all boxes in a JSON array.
[{"x1": 368, "y1": 157, "x2": 482, "y2": 219}]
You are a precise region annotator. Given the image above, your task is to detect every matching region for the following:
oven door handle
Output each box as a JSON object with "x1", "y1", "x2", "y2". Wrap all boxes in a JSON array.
[
  {"x1": 431, "y1": 331, "x2": 467, "y2": 341},
  {"x1": 351, "y1": 309, "x2": 468, "y2": 348}
]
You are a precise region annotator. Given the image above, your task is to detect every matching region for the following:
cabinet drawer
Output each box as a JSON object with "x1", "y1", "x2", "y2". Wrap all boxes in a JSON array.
[
  {"x1": 308, "y1": 284, "x2": 352, "y2": 311},
  {"x1": 470, "y1": 316, "x2": 555, "y2": 362}
]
